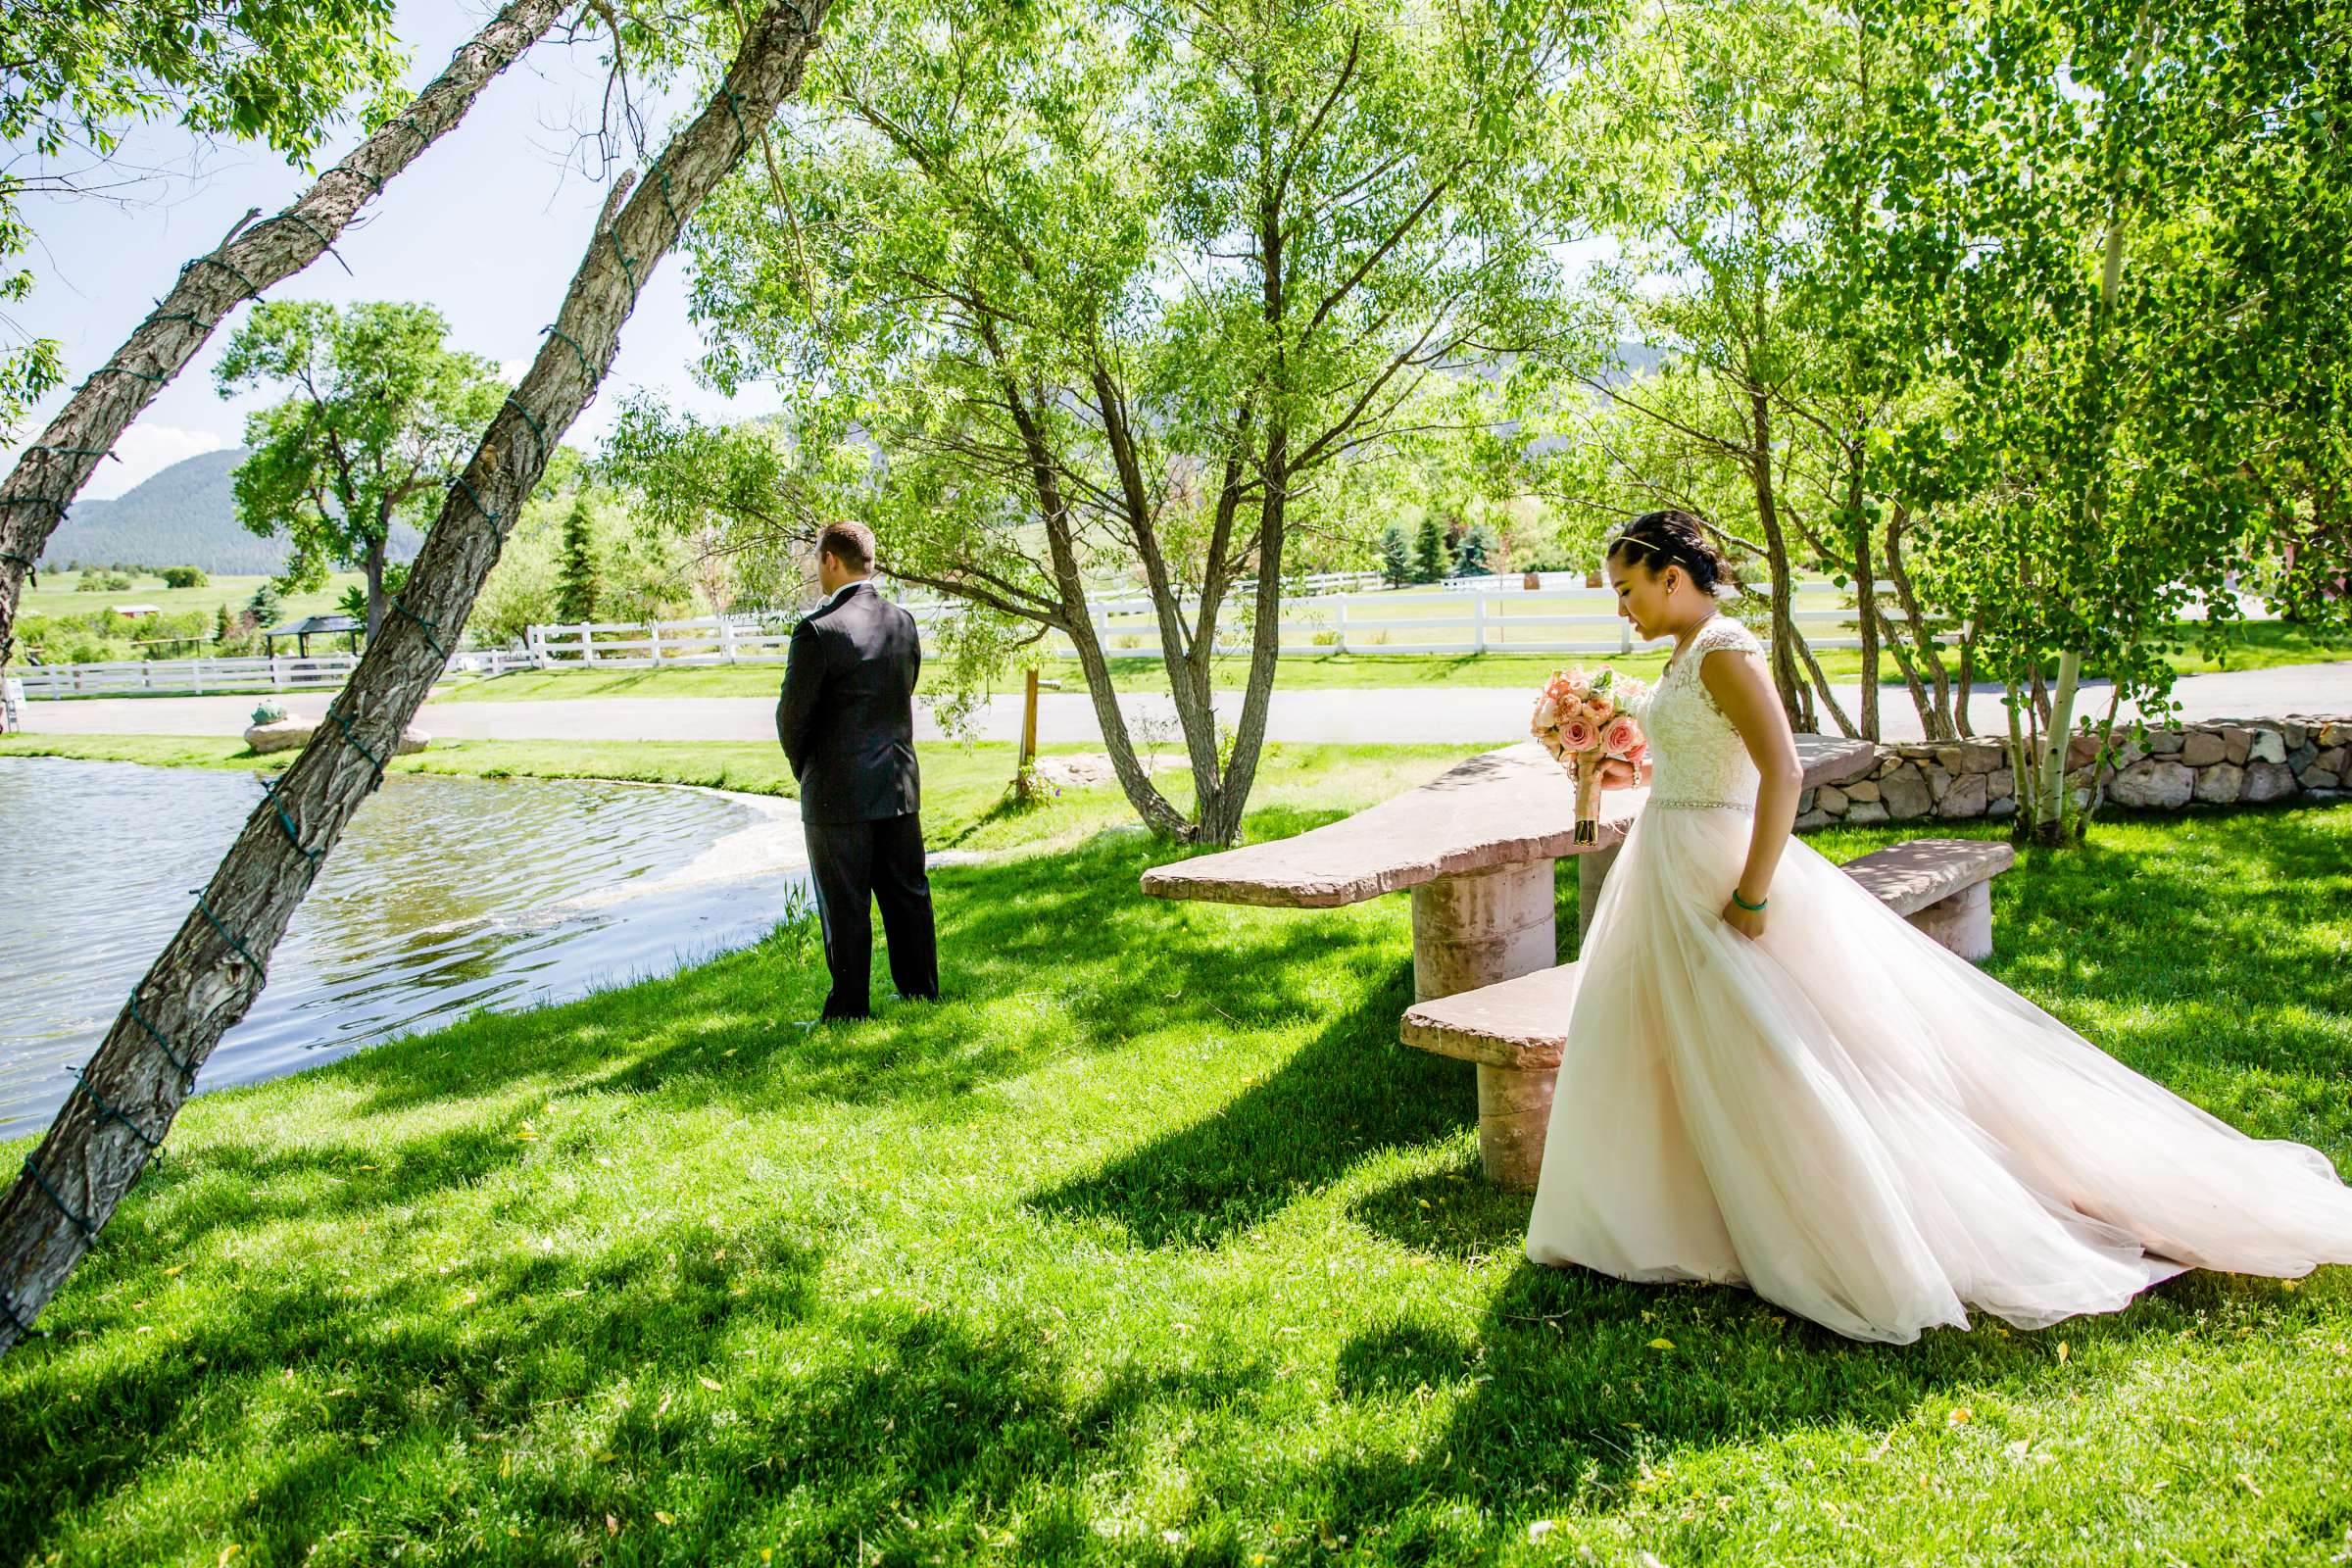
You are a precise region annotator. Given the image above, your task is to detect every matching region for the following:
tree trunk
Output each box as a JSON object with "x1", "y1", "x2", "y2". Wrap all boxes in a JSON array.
[
  {"x1": 1201, "y1": 434, "x2": 1288, "y2": 848},
  {"x1": 1791, "y1": 623, "x2": 1857, "y2": 738},
  {"x1": 1197, "y1": 163, "x2": 1293, "y2": 850},
  {"x1": 0, "y1": 0, "x2": 569, "y2": 675},
  {"x1": 987, "y1": 347, "x2": 1192, "y2": 838},
  {"x1": 1953, "y1": 626, "x2": 1977, "y2": 737},
  {"x1": 0, "y1": 0, "x2": 834, "y2": 1355},
  {"x1": 1851, "y1": 474, "x2": 1880, "y2": 742},
  {"x1": 1747, "y1": 387, "x2": 1806, "y2": 730},
  {"x1": 365, "y1": 533, "x2": 388, "y2": 641},
  {"x1": 1089, "y1": 364, "x2": 1227, "y2": 824},
  {"x1": 2027, "y1": 648, "x2": 2083, "y2": 847},
  {"x1": 2027, "y1": 8, "x2": 2147, "y2": 850},
  {"x1": 1879, "y1": 505, "x2": 1958, "y2": 740}
]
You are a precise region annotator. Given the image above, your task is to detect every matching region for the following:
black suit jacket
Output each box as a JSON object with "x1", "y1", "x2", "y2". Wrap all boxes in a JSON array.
[{"x1": 775, "y1": 581, "x2": 923, "y2": 824}]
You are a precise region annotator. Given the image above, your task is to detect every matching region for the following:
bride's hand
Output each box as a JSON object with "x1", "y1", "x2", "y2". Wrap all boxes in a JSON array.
[
  {"x1": 1721, "y1": 895, "x2": 1767, "y2": 940},
  {"x1": 1596, "y1": 758, "x2": 1641, "y2": 790}
]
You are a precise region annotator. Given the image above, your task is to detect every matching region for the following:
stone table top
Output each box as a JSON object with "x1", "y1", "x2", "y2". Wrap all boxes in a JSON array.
[{"x1": 1140, "y1": 735, "x2": 1878, "y2": 909}]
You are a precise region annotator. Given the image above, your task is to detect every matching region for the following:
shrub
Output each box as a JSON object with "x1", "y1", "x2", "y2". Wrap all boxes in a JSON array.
[{"x1": 161, "y1": 566, "x2": 209, "y2": 588}]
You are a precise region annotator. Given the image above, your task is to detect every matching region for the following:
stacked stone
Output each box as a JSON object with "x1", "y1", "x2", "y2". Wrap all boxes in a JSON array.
[{"x1": 1793, "y1": 714, "x2": 2350, "y2": 827}]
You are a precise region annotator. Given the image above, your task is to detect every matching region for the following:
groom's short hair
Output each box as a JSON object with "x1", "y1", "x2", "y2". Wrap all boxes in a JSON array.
[{"x1": 817, "y1": 520, "x2": 876, "y2": 572}]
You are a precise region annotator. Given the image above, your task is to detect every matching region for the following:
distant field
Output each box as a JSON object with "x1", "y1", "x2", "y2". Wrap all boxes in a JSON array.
[{"x1": 19, "y1": 569, "x2": 362, "y2": 627}]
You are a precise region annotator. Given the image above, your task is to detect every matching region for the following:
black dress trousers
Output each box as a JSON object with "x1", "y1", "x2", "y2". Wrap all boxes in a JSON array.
[{"x1": 802, "y1": 811, "x2": 939, "y2": 1019}]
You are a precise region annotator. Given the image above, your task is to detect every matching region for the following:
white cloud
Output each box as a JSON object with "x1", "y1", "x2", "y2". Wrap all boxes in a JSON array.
[
  {"x1": 496, "y1": 357, "x2": 533, "y2": 385},
  {"x1": 77, "y1": 422, "x2": 232, "y2": 500}
]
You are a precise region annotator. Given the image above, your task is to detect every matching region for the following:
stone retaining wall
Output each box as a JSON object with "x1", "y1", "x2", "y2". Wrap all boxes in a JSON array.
[{"x1": 1793, "y1": 713, "x2": 2352, "y2": 828}]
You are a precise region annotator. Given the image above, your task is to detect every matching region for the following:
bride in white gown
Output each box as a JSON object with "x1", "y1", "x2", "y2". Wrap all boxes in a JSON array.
[{"x1": 1524, "y1": 510, "x2": 2352, "y2": 1344}]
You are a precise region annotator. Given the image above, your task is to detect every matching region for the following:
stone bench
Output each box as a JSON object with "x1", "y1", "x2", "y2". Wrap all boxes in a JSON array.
[
  {"x1": 1399, "y1": 836, "x2": 2016, "y2": 1190},
  {"x1": 1142, "y1": 734, "x2": 1878, "y2": 987}
]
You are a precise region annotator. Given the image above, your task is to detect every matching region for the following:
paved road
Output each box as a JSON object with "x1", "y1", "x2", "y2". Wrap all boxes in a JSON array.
[{"x1": 18, "y1": 662, "x2": 2351, "y2": 746}]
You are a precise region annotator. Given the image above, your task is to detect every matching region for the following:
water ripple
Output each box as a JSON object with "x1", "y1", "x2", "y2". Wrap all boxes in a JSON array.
[{"x1": 0, "y1": 757, "x2": 808, "y2": 1137}]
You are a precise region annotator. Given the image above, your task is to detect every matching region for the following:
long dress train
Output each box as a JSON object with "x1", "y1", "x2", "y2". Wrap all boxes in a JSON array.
[{"x1": 1524, "y1": 614, "x2": 2352, "y2": 1344}]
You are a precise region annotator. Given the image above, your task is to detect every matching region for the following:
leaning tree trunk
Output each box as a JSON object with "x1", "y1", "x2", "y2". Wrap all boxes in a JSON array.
[
  {"x1": 0, "y1": 0, "x2": 834, "y2": 1354},
  {"x1": 0, "y1": 0, "x2": 569, "y2": 697}
]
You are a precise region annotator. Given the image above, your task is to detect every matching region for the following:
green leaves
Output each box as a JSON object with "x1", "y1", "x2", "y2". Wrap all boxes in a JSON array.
[{"x1": 213, "y1": 301, "x2": 502, "y2": 630}]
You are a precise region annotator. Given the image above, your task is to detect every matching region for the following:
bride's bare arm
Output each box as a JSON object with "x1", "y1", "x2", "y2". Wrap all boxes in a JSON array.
[{"x1": 1702, "y1": 648, "x2": 1803, "y2": 907}]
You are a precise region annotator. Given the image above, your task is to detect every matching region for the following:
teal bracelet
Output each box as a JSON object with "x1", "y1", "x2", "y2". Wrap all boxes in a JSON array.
[{"x1": 1732, "y1": 889, "x2": 1768, "y2": 911}]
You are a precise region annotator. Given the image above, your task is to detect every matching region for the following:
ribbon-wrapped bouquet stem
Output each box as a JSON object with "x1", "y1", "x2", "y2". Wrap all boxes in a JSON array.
[{"x1": 1532, "y1": 667, "x2": 1651, "y2": 845}]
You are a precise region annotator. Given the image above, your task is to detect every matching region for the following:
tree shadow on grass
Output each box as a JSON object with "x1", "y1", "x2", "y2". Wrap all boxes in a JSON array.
[
  {"x1": 6, "y1": 1269, "x2": 1274, "y2": 1565},
  {"x1": 332, "y1": 824, "x2": 1400, "y2": 1125},
  {"x1": 1023, "y1": 942, "x2": 1476, "y2": 1250},
  {"x1": 1294, "y1": 1248, "x2": 2323, "y2": 1559},
  {"x1": 0, "y1": 1205, "x2": 825, "y2": 1559}
]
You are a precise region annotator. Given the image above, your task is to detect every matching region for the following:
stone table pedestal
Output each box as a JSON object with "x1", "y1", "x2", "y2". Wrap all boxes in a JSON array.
[{"x1": 1141, "y1": 735, "x2": 1881, "y2": 1189}]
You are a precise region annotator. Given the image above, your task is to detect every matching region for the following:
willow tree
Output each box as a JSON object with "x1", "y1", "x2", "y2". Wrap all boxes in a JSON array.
[
  {"x1": 0, "y1": 0, "x2": 573, "y2": 693},
  {"x1": 620, "y1": 0, "x2": 1608, "y2": 845},
  {"x1": 0, "y1": 0, "x2": 835, "y2": 1354}
]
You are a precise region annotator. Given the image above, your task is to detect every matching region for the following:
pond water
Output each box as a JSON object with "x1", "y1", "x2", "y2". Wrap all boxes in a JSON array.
[{"x1": 0, "y1": 757, "x2": 810, "y2": 1138}]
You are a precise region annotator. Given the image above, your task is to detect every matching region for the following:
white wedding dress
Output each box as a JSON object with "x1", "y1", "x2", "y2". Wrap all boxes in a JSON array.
[{"x1": 1525, "y1": 613, "x2": 2352, "y2": 1343}]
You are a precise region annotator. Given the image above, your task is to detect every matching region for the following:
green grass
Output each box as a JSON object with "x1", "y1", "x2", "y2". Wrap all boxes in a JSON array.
[
  {"x1": 20, "y1": 568, "x2": 364, "y2": 626},
  {"x1": 432, "y1": 618, "x2": 2352, "y2": 702},
  {"x1": 0, "y1": 758, "x2": 2348, "y2": 1562},
  {"x1": 0, "y1": 733, "x2": 1469, "y2": 858}
]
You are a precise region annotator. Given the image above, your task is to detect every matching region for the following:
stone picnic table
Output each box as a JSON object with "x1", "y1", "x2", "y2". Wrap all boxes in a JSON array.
[{"x1": 1140, "y1": 736, "x2": 1878, "y2": 1180}]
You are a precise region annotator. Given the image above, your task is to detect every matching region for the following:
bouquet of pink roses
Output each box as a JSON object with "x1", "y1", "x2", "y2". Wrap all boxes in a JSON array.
[{"x1": 1532, "y1": 667, "x2": 1650, "y2": 845}]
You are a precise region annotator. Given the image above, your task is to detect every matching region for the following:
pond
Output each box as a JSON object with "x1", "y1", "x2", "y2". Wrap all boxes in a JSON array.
[{"x1": 0, "y1": 757, "x2": 810, "y2": 1139}]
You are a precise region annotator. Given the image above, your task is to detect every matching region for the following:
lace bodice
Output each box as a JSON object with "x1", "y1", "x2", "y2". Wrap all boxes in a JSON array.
[{"x1": 1637, "y1": 614, "x2": 1764, "y2": 811}]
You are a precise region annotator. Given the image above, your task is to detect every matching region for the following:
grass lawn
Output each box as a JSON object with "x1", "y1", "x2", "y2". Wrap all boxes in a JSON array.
[
  {"x1": 432, "y1": 618, "x2": 2352, "y2": 703},
  {"x1": 20, "y1": 569, "x2": 364, "y2": 626},
  {"x1": 0, "y1": 748, "x2": 2348, "y2": 1563}
]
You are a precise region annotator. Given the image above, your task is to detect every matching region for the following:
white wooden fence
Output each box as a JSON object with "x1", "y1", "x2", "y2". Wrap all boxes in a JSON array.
[
  {"x1": 524, "y1": 579, "x2": 1953, "y2": 667},
  {"x1": 14, "y1": 653, "x2": 363, "y2": 699},
  {"x1": 12, "y1": 576, "x2": 1952, "y2": 696}
]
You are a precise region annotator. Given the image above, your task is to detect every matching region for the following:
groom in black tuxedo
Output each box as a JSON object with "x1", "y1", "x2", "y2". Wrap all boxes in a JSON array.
[{"x1": 775, "y1": 520, "x2": 939, "y2": 1020}]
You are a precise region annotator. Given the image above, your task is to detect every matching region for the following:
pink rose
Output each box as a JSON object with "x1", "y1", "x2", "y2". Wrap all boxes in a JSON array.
[
  {"x1": 1580, "y1": 697, "x2": 1617, "y2": 726},
  {"x1": 1558, "y1": 716, "x2": 1598, "y2": 753},
  {"x1": 1603, "y1": 714, "x2": 1642, "y2": 757}
]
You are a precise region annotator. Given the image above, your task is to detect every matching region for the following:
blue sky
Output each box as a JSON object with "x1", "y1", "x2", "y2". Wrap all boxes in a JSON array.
[{"x1": 3, "y1": 0, "x2": 776, "y2": 499}]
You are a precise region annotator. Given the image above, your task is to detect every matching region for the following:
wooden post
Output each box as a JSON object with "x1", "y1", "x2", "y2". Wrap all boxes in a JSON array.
[{"x1": 1021, "y1": 666, "x2": 1041, "y2": 770}]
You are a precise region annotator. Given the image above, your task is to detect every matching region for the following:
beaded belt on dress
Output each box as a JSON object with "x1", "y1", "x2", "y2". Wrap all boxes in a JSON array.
[{"x1": 1646, "y1": 796, "x2": 1756, "y2": 813}]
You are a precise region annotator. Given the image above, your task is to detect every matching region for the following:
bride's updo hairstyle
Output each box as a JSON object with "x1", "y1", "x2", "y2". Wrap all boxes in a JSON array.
[{"x1": 1605, "y1": 509, "x2": 1733, "y2": 599}]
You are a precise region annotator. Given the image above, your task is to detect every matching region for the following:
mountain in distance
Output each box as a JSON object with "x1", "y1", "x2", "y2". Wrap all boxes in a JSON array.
[{"x1": 36, "y1": 447, "x2": 421, "y2": 576}]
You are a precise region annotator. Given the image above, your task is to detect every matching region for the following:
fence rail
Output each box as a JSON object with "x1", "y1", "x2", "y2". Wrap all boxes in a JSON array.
[
  {"x1": 521, "y1": 580, "x2": 1953, "y2": 667},
  {"x1": 13, "y1": 653, "x2": 364, "y2": 699}
]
